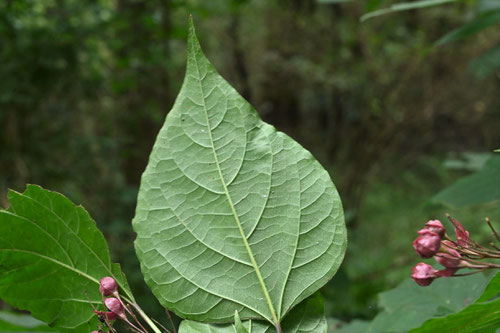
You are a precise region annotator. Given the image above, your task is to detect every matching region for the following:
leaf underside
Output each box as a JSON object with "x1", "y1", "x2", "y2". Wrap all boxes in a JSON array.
[
  {"x1": 133, "y1": 18, "x2": 346, "y2": 327},
  {"x1": 0, "y1": 185, "x2": 133, "y2": 332},
  {"x1": 178, "y1": 293, "x2": 327, "y2": 333}
]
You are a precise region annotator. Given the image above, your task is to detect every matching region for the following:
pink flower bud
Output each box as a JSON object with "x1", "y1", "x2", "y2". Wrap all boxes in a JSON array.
[
  {"x1": 425, "y1": 219, "x2": 445, "y2": 238},
  {"x1": 449, "y1": 217, "x2": 470, "y2": 247},
  {"x1": 94, "y1": 310, "x2": 119, "y2": 321},
  {"x1": 99, "y1": 277, "x2": 118, "y2": 296},
  {"x1": 435, "y1": 248, "x2": 461, "y2": 268},
  {"x1": 413, "y1": 230, "x2": 441, "y2": 258},
  {"x1": 104, "y1": 298, "x2": 126, "y2": 319},
  {"x1": 411, "y1": 263, "x2": 438, "y2": 286}
]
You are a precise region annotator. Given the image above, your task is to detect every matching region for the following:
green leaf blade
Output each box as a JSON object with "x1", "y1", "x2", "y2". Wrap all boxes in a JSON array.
[
  {"x1": 433, "y1": 155, "x2": 500, "y2": 207},
  {"x1": 435, "y1": 10, "x2": 500, "y2": 46},
  {"x1": 133, "y1": 19, "x2": 346, "y2": 326},
  {"x1": 0, "y1": 185, "x2": 133, "y2": 332},
  {"x1": 346, "y1": 272, "x2": 492, "y2": 333},
  {"x1": 411, "y1": 299, "x2": 500, "y2": 332},
  {"x1": 468, "y1": 43, "x2": 500, "y2": 78}
]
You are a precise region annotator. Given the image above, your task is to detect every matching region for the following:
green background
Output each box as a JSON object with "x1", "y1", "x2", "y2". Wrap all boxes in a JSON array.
[{"x1": 1, "y1": 0, "x2": 499, "y2": 330}]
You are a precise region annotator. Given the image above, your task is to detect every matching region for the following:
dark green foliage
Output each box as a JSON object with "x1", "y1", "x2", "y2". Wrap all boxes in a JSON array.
[
  {"x1": 1, "y1": 0, "x2": 500, "y2": 328},
  {"x1": 411, "y1": 272, "x2": 500, "y2": 332},
  {"x1": 335, "y1": 272, "x2": 492, "y2": 332},
  {"x1": 433, "y1": 155, "x2": 500, "y2": 207}
]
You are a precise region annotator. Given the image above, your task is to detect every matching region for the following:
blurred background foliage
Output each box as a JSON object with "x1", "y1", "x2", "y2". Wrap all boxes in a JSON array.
[{"x1": 1, "y1": 0, "x2": 499, "y2": 330}]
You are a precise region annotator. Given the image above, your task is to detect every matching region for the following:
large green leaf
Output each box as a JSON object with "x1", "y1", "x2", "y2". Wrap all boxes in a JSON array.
[
  {"x1": 433, "y1": 155, "x2": 500, "y2": 207},
  {"x1": 132, "y1": 18, "x2": 346, "y2": 329},
  {"x1": 411, "y1": 271, "x2": 500, "y2": 332},
  {"x1": 0, "y1": 185, "x2": 134, "y2": 332},
  {"x1": 411, "y1": 299, "x2": 500, "y2": 333},
  {"x1": 412, "y1": 299, "x2": 500, "y2": 332},
  {"x1": 340, "y1": 272, "x2": 490, "y2": 333},
  {"x1": 178, "y1": 293, "x2": 327, "y2": 333}
]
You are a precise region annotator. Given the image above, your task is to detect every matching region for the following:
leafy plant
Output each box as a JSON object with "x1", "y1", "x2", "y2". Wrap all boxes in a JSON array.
[{"x1": 0, "y1": 18, "x2": 346, "y2": 333}]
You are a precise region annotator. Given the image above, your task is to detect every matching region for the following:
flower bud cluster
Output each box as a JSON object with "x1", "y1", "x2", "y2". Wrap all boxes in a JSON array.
[
  {"x1": 92, "y1": 277, "x2": 148, "y2": 333},
  {"x1": 411, "y1": 217, "x2": 484, "y2": 286}
]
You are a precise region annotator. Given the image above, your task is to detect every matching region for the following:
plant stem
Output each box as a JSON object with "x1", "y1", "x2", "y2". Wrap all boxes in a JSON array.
[
  {"x1": 165, "y1": 309, "x2": 177, "y2": 333},
  {"x1": 490, "y1": 242, "x2": 500, "y2": 251},
  {"x1": 132, "y1": 303, "x2": 163, "y2": 333},
  {"x1": 453, "y1": 268, "x2": 487, "y2": 277},
  {"x1": 486, "y1": 217, "x2": 500, "y2": 242},
  {"x1": 127, "y1": 304, "x2": 149, "y2": 333}
]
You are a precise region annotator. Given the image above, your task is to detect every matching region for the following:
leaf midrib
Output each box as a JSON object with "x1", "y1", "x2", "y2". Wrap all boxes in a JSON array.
[
  {"x1": 0, "y1": 248, "x2": 100, "y2": 286},
  {"x1": 190, "y1": 42, "x2": 279, "y2": 326}
]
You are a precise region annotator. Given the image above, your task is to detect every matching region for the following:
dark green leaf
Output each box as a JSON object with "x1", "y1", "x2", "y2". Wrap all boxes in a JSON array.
[
  {"x1": 133, "y1": 18, "x2": 346, "y2": 326},
  {"x1": 356, "y1": 272, "x2": 491, "y2": 332},
  {"x1": 411, "y1": 271, "x2": 500, "y2": 332},
  {"x1": 411, "y1": 298, "x2": 500, "y2": 332},
  {"x1": 0, "y1": 185, "x2": 134, "y2": 332},
  {"x1": 433, "y1": 155, "x2": 500, "y2": 207},
  {"x1": 435, "y1": 10, "x2": 500, "y2": 46},
  {"x1": 468, "y1": 44, "x2": 500, "y2": 78}
]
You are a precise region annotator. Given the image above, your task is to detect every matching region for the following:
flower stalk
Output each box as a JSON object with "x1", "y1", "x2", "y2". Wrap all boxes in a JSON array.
[{"x1": 94, "y1": 277, "x2": 165, "y2": 333}]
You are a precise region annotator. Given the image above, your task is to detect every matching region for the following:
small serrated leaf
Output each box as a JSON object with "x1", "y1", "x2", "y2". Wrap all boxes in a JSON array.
[{"x1": 0, "y1": 185, "x2": 134, "y2": 332}]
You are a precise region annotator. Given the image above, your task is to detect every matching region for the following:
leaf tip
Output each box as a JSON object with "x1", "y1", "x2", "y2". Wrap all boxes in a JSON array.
[{"x1": 187, "y1": 15, "x2": 199, "y2": 49}]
